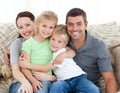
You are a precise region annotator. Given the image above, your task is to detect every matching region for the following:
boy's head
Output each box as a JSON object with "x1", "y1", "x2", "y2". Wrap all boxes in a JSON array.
[
  {"x1": 50, "y1": 24, "x2": 70, "y2": 52},
  {"x1": 35, "y1": 11, "x2": 58, "y2": 38}
]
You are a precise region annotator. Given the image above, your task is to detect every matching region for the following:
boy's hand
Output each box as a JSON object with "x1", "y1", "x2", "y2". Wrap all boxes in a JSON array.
[{"x1": 33, "y1": 72, "x2": 57, "y2": 81}]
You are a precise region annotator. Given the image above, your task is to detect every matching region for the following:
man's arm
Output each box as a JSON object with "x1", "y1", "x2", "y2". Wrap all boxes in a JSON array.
[{"x1": 101, "y1": 72, "x2": 117, "y2": 93}]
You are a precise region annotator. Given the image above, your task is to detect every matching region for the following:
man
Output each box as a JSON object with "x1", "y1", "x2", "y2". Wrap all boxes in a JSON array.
[
  {"x1": 49, "y1": 8, "x2": 116, "y2": 93},
  {"x1": 66, "y1": 8, "x2": 116, "y2": 93}
]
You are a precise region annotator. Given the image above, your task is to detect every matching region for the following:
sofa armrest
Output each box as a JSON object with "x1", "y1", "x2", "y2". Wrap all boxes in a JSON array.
[
  {"x1": 111, "y1": 46, "x2": 120, "y2": 91},
  {"x1": 0, "y1": 23, "x2": 18, "y2": 63}
]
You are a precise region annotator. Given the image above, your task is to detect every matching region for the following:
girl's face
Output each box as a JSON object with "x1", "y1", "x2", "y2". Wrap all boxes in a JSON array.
[
  {"x1": 50, "y1": 33, "x2": 66, "y2": 52},
  {"x1": 38, "y1": 19, "x2": 56, "y2": 40},
  {"x1": 17, "y1": 17, "x2": 35, "y2": 39}
]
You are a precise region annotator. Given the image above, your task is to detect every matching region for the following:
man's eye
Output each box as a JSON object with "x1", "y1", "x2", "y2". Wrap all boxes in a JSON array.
[{"x1": 67, "y1": 23, "x2": 72, "y2": 26}]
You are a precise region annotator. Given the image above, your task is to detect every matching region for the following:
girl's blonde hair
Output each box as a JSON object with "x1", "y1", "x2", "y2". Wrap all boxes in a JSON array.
[
  {"x1": 53, "y1": 24, "x2": 70, "y2": 44},
  {"x1": 35, "y1": 11, "x2": 58, "y2": 34}
]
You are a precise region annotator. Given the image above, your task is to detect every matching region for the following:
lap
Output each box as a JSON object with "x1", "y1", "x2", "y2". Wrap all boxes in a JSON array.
[
  {"x1": 9, "y1": 81, "x2": 51, "y2": 93},
  {"x1": 35, "y1": 81, "x2": 51, "y2": 93},
  {"x1": 9, "y1": 82, "x2": 21, "y2": 93}
]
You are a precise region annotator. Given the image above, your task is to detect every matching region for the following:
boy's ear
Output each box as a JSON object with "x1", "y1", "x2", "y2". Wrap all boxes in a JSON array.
[{"x1": 64, "y1": 42, "x2": 68, "y2": 47}]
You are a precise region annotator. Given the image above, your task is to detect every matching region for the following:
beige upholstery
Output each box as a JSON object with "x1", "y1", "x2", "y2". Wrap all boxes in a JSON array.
[
  {"x1": 87, "y1": 22, "x2": 120, "y2": 91},
  {"x1": 0, "y1": 22, "x2": 120, "y2": 92}
]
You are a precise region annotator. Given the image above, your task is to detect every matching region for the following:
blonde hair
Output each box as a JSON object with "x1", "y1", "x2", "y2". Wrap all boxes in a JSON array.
[
  {"x1": 35, "y1": 11, "x2": 58, "y2": 34},
  {"x1": 53, "y1": 24, "x2": 70, "y2": 44}
]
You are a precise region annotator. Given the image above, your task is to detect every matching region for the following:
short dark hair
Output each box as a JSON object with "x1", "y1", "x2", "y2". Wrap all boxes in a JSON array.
[
  {"x1": 16, "y1": 11, "x2": 35, "y2": 38},
  {"x1": 16, "y1": 11, "x2": 35, "y2": 26},
  {"x1": 66, "y1": 8, "x2": 87, "y2": 24}
]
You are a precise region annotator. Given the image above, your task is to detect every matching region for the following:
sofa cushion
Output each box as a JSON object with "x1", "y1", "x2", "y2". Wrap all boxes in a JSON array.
[
  {"x1": 87, "y1": 22, "x2": 120, "y2": 91},
  {"x1": 87, "y1": 21, "x2": 120, "y2": 48},
  {"x1": 0, "y1": 23, "x2": 18, "y2": 63},
  {"x1": 112, "y1": 46, "x2": 120, "y2": 90}
]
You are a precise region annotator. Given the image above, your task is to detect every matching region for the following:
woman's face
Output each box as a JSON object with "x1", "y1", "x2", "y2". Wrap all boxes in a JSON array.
[{"x1": 17, "y1": 17, "x2": 35, "y2": 39}]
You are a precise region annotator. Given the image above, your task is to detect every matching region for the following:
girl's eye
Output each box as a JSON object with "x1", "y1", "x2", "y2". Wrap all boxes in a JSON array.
[
  {"x1": 52, "y1": 38, "x2": 55, "y2": 41},
  {"x1": 26, "y1": 24, "x2": 30, "y2": 27},
  {"x1": 43, "y1": 25, "x2": 46, "y2": 27}
]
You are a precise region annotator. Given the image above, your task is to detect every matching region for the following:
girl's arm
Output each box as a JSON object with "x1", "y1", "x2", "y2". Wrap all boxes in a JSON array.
[
  {"x1": 18, "y1": 55, "x2": 55, "y2": 72},
  {"x1": 20, "y1": 51, "x2": 43, "y2": 92},
  {"x1": 19, "y1": 46, "x2": 75, "y2": 71}
]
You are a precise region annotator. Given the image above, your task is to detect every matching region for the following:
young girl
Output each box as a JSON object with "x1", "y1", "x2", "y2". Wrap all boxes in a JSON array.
[{"x1": 20, "y1": 11, "x2": 58, "y2": 93}]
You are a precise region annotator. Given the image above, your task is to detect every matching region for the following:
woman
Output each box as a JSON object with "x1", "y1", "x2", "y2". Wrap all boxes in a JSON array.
[{"x1": 9, "y1": 11, "x2": 35, "y2": 93}]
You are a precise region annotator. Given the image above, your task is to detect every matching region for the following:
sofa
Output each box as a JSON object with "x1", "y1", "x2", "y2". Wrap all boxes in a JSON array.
[
  {"x1": 0, "y1": 23, "x2": 18, "y2": 93},
  {"x1": 0, "y1": 22, "x2": 120, "y2": 93}
]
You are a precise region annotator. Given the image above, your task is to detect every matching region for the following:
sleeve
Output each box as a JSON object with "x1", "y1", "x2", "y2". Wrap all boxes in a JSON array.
[
  {"x1": 10, "y1": 39, "x2": 22, "y2": 64},
  {"x1": 22, "y1": 38, "x2": 32, "y2": 53},
  {"x1": 97, "y1": 41, "x2": 113, "y2": 72}
]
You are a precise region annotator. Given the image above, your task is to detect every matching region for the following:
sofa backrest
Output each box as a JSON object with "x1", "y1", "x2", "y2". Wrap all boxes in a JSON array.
[
  {"x1": 87, "y1": 21, "x2": 120, "y2": 48},
  {"x1": 0, "y1": 23, "x2": 18, "y2": 62}
]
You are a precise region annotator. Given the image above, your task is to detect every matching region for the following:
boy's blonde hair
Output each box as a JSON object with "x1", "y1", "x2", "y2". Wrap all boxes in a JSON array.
[
  {"x1": 35, "y1": 11, "x2": 58, "y2": 34},
  {"x1": 53, "y1": 24, "x2": 70, "y2": 44}
]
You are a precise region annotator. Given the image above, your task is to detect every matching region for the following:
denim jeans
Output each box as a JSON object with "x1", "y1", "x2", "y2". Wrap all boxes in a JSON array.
[
  {"x1": 9, "y1": 81, "x2": 51, "y2": 93},
  {"x1": 49, "y1": 74, "x2": 100, "y2": 93}
]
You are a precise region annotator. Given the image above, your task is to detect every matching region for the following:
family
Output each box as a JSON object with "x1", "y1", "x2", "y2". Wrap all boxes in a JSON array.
[{"x1": 4, "y1": 8, "x2": 116, "y2": 93}]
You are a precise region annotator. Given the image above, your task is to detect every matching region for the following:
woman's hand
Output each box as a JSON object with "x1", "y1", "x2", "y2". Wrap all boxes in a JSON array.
[
  {"x1": 4, "y1": 49, "x2": 10, "y2": 65},
  {"x1": 18, "y1": 80, "x2": 33, "y2": 93}
]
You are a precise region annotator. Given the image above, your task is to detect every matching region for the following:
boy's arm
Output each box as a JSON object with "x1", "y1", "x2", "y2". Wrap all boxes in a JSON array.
[{"x1": 53, "y1": 46, "x2": 76, "y2": 64}]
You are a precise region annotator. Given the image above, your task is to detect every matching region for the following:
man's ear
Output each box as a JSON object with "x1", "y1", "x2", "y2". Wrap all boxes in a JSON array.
[
  {"x1": 85, "y1": 21, "x2": 88, "y2": 28},
  {"x1": 64, "y1": 42, "x2": 68, "y2": 47}
]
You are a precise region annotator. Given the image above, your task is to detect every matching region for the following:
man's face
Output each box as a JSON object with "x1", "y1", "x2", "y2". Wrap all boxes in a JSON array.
[{"x1": 66, "y1": 16, "x2": 88, "y2": 41}]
